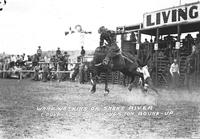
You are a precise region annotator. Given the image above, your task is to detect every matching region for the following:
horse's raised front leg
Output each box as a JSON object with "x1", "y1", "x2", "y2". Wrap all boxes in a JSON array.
[
  {"x1": 90, "y1": 73, "x2": 96, "y2": 94},
  {"x1": 104, "y1": 71, "x2": 110, "y2": 96},
  {"x1": 128, "y1": 76, "x2": 135, "y2": 91},
  {"x1": 137, "y1": 72, "x2": 145, "y2": 87}
]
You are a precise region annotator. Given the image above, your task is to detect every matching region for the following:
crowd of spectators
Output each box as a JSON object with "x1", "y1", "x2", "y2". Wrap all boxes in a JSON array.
[
  {"x1": 0, "y1": 46, "x2": 72, "y2": 81},
  {"x1": 121, "y1": 31, "x2": 200, "y2": 88},
  {"x1": 0, "y1": 45, "x2": 90, "y2": 83}
]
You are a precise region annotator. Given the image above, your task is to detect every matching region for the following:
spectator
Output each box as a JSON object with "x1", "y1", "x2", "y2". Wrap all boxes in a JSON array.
[
  {"x1": 44, "y1": 56, "x2": 49, "y2": 63},
  {"x1": 37, "y1": 46, "x2": 42, "y2": 57},
  {"x1": 185, "y1": 34, "x2": 194, "y2": 43},
  {"x1": 63, "y1": 52, "x2": 69, "y2": 71},
  {"x1": 23, "y1": 53, "x2": 28, "y2": 62},
  {"x1": 144, "y1": 38, "x2": 149, "y2": 44},
  {"x1": 130, "y1": 32, "x2": 137, "y2": 42},
  {"x1": 185, "y1": 34, "x2": 195, "y2": 52},
  {"x1": 0, "y1": 62, "x2": 3, "y2": 78},
  {"x1": 79, "y1": 62, "x2": 87, "y2": 84},
  {"x1": 10, "y1": 55, "x2": 16, "y2": 67},
  {"x1": 158, "y1": 51, "x2": 164, "y2": 58},
  {"x1": 196, "y1": 33, "x2": 200, "y2": 44},
  {"x1": 32, "y1": 54, "x2": 39, "y2": 67},
  {"x1": 166, "y1": 34, "x2": 174, "y2": 42},
  {"x1": 170, "y1": 59, "x2": 180, "y2": 89},
  {"x1": 16, "y1": 55, "x2": 21, "y2": 66},
  {"x1": 27, "y1": 55, "x2": 32, "y2": 61},
  {"x1": 42, "y1": 63, "x2": 49, "y2": 82},
  {"x1": 191, "y1": 44, "x2": 196, "y2": 55},
  {"x1": 50, "y1": 55, "x2": 57, "y2": 69},
  {"x1": 3, "y1": 60, "x2": 9, "y2": 78},
  {"x1": 33, "y1": 63, "x2": 40, "y2": 81},
  {"x1": 56, "y1": 47, "x2": 61, "y2": 56},
  {"x1": 195, "y1": 33, "x2": 200, "y2": 52},
  {"x1": 81, "y1": 46, "x2": 85, "y2": 56}
]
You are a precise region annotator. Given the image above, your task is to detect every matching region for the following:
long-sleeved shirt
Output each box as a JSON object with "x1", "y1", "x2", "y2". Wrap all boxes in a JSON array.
[
  {"x1": 37, "y1": 49, "x2": 42, "y2": 55},
  {"x1": 11, "y1": 56, "x2": 17, "y2": 62},
  {"x1": 99, "y1": 30, "x2": 115, "y2": 47},
  {"x1": 170, "y1": 63, "x2": 180, "y2": 75}
]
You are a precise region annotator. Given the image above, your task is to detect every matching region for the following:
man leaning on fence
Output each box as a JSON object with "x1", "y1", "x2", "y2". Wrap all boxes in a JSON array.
[{"x1": 170, "y1": 59, "x2": 180, "y2": 89}]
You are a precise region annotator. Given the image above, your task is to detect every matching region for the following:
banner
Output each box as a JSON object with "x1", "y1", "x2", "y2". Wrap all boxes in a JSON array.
[{"x1": 143, "y1": 2, "x2": 200, "y2": 29}]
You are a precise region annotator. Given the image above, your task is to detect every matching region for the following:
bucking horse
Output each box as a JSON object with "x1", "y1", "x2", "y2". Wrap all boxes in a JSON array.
[{"x1": 88, "y1": 45, "x2": 145, "y2": 96}]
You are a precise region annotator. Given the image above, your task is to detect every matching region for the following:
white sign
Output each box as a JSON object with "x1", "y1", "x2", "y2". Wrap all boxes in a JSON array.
[
  {"x1": 154, "y1": 43, "x2": 158, "y2": 50},
  {"x1": 143, "y1": 2, "x2": 200, "y2": 29},
  {"x1": 175, "y1": 42, "x2": 180, "y2": 49},
  {"x1": 116, "y1": 35, "x2": 121, "y2": 48},
  {"x1": 136, "y1": 43, "x2": 140, "y2": 50}
]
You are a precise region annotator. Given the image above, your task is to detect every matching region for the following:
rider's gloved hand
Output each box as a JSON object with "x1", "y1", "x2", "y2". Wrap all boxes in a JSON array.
[{"x1": 103, "y1": 59, "x2": 108, "y2": 65}]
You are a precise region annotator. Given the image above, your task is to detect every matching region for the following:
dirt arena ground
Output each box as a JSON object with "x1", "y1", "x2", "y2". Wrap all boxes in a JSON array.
[{"x1": 0, "y1": 79, "x2": 200, "y2": 139}]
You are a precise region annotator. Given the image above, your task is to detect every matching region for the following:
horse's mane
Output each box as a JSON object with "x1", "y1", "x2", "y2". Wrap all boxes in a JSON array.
[{"x1": 94, "y1": 46, "x2": 109, "y2": 54}]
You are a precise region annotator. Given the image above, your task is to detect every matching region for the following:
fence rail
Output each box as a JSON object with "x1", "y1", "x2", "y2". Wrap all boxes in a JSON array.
[{"x1": 0, "y1": 69, "x2": 74, "y2": 80}]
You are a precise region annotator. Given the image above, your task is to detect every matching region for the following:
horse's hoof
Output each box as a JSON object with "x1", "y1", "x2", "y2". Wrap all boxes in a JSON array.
[
  {"x1": 104, "y1": 89, "x2": 109, "y2": 96},
  {"x1": 90, "y1": 89, "x2": 95, "y2": 94},
  {"x1": 90, "y1": 88, "x2": 96, "y2": 94},
  {"x1": 105, "y1": 88, "x2": 110, "y2": 92},
  {"x1": 128, "y1": 86, "x2": 132, "y2": 91},
  {"x1": 90, "y1": 91, "x2": 95, "y2": 94}
]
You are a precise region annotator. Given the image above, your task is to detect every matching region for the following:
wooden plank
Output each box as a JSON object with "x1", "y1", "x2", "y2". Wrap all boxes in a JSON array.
[{"x1": 0, "y1": 70, "x2": 73, "y2": 73}]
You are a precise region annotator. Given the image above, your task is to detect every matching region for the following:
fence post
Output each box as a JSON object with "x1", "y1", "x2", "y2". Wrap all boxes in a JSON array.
[
  {"x1": 20, "y1": 71, "x2": 22, "y2": 80},
  {"x1": 3, "y1": 64, "x2": 6, "y2": 79},
  {"x1": 155, "y1": 28, "x2": 159, "y2": 86}
]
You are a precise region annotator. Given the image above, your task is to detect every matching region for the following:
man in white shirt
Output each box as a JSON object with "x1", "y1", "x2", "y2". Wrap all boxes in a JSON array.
[
  {"x1": 11, "y1": 55, "x2": 17, "y2": 62},
  {"x1": 10, "y1": 55, "x2": 17, "y2": 67},
  {"x1": 23, "y1": 53, "x2": 28, "y2": 61},
  {"x1": 170, "y1": 59, "x2": 180, "y2": 89}
]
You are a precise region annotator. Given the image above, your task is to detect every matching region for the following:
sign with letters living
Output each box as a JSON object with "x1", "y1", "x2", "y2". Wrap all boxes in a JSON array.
[{"x1": 143, "y1": 2, "x2": 200, "y2": 29}]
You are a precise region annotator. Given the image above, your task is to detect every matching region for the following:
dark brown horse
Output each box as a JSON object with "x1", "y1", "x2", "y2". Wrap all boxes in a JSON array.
[{"x1": 89, "y1": 45, "x2": 144, "y2": 96}]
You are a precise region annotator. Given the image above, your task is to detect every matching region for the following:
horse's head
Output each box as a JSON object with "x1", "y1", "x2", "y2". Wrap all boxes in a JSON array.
[{"x1": 93, "y1": 46, "x2": 109, "y2": 64}]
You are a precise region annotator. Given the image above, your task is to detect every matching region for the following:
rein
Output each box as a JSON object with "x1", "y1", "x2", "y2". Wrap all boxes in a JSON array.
[
  {"x1": 121, "y1": 52, "x2": 135, "y2": 64},
  {"x1": 94, "y1": 63, "x2": 102, "y2": 66}
]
